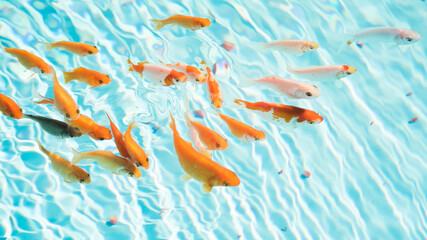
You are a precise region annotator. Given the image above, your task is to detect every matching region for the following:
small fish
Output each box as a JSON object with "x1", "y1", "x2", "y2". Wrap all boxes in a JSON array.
[
  {"x1": 217, "y1": 112, "x2": 266, "y2": 143},
  {"x1": 202, "y1": 61, "x2": 223, "y2": 108},
  {"x1": 41, "y1": 41, "x2": 98, "y2": 56},
  {"x1": 66, "y1": 114, "x2": 112, "y2": 141},
  {"x1": 35, "y1": 72, "x2": 80, "y2": 120},
  {"x1": 370, "y1": 121, "x2": 374, "y2": 126},
  {"x1": 71, "y1": 149, "x2": 141, "y2": 178},
  {"x1": 241, "y1": 76, "x2": 320, "y2": 99},
  {"x1": 346, "y1": 27, "x2": 421, "y2": 45},
  {"x1": 406, "y1": 92, "x2": 413, "y2": 96},
  {"x1": 124, "y1": 121, "x2": 149, "y2": 169},
  {"x1": 408, "y1": 117, "x2": 418, "y2": 124},
  {"x1": 63, "y1": 67, "x2": 111, "y2": 88},
  {"x1": 24, "y1": 114, "x2": 82, "y2": 138},
  {"x1": 5, "y1": 47, "x2": 51, "y2": 74},
  {"x1": 278, "y1": 169, "x2": 284, "y2": 174},
  {"x1": 36, "y1": 140, "x2": 91, "y2": 184},
  {"x1": 164, "y1": 62, "x2": 206, "y2": 83},
  {"x1": 221, "y1": 41, "x2": 236, "y2": 51},
  {"x1": 234, "y1": 99, "x2": 323, "y2": 126},
  {"x1": 106, "y1": 112, "x2": 131, "y2": 159},
  {"x1": 128, "y1": 59, "x2": 187, "y2": 86},
  {"x1": 169, "y1": 113, "x2": 240, "y2": 193},
  {"x1": 287, "y1": 65, "x2": 357, "y2": 81},
  {"x1": 260, "y1": 40, "x2": 319, "y2": 55},
  {"x1": 150, "y1": 15, "x2": 211, "y2": 31},
  {"x1": 0, "y1": 93, "x2": 23, "y2": 119}
]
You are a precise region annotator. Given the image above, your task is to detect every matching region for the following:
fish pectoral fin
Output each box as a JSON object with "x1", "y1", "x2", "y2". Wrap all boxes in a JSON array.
[
  {"x1": 64, "y1": 180, "x2": 71, "y2": 183},
  {"x1": 180, "y1": 174, "x2": 192, "y2": 181},
  {"x1": 202, "y1": 183, "x2": 212, "y2": 193}
]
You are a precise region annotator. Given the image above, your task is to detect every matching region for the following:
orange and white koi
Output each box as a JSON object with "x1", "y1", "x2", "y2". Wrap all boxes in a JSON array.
[
  {"x1": 234, "y1": 99, "x2": 323, "y2": 125},
  {"x1": 124, "y1": 121, "x2": 149, "y2": 169},
  {"x1": 41, "y1": 41, "x2": 98, "y2": 56},
  {"x1": 150, "y1": 15, "x2": 211, "y2": 31},
  {"x1": 260, "y1": 40, "x2": 319, "y2": 55},
  {"x1": 66, "y1": 114, "x2": 112, "y2": 141},
  {"x1": 5, "y1": 47, "x2": 51, "y2": 74},
  {"x1": 217, "y1": 112, "x2": 266, "y2": 143},
  {"x1": 63, "y1": 67, "x2": 111, "y2": 88},
  {"x1": 106, "y1": 112, "x2": 131, "y2": 159},
  {"x1": 164, "y1": 62, "x2": 206, "y2": 83},
  {"x1": 128, "y1": 59, "x2": 187, "y2": 86},
  {"x1": 288, "y1": 65, "x2": 357, "y2": 81},
  {"x1": 169, "y1": 113, "x2": 240, "y2": 193},
  {"x1": 203, "y1": 62, "x2": 223, "y2": 108},
  {"x1": 0, "y1": 93, "x2": 23, "y2": 119}
]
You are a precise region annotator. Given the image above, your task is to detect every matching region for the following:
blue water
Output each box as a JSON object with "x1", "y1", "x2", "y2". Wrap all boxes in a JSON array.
[{"x1": 1, "y1": 0, "x2": 426, "y2": 239}]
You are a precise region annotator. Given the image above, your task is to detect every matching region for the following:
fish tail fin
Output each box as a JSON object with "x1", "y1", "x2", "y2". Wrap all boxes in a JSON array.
[
  {"x1": 329, "y1": 33, "x2": 354, "y2": 53},
  {"x1": 127, "y1": 59, "x2": 134, "y2": 72},
  {"x1": 255, "y1": 42, "x2": 267, "y2": 50},
  {"x1": 233, "y1": 99, "x2": 247, "y2": 109},
  {"x1": 238, "y1": 78, "x2": 256, "y2": 88},
  {"x1": 63, "y1": 71, "x2": 72, "y2": 83},
  {"x1": 71, "y1": 148, "x2": 85, "y2": 164},
  {"x1": 169, "y1": 112, "x2": 177, "y2": 133},
  {"x1": 35, "y1": 94, "x2": 55, "y2": 105},
  {"x1": 35, "y1": 140, "x2": 49, "y2": 155},
  {"x1": 150, "y1": 19, "x2": 165, "y2": 31},
  {"x1": 40, "y1": 42, "x2": 54, "y2": 51},
  {"x1": 125, "y1": 120, "x2": 136, "y2": 138}
]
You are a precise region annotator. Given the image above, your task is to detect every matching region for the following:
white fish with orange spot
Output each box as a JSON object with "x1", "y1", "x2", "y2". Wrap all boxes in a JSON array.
[
  {"x1": 128, "y1": 59, "x2": 188, "y2": 86},
  {"x1": 163, "y1": 62, "x2": 206, "y2": 84}
]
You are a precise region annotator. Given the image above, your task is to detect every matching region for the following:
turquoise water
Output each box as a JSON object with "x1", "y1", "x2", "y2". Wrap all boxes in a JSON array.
[{"x1": 1, "y1": 0, "x2": 426, "y2": 239}]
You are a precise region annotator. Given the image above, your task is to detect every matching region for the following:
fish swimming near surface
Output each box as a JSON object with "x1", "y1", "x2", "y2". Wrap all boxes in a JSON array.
[
  {"x1": 66, "y1": 114, "x2": 112, "y2": 141},
  {"x1": 36, "y1": 140, "x2": 91, "y2": 184},
  {"x1": 345, "y1": 27, "x2": 422, "y2": 45},
  {"x1": 163, "y1": 62, "x2": 206, "y2": 84},
  {"x1": 169, "y1": 113, "x2": 240, "y2": 193},
  {"x1": 106, "y1": 112, "x2": 131, "y2": 159},
  {"x1": 63, "y1": 67, "x2": 111, "y2": 88},
  {"x1": 4, "y1": 47, "x2": 52, "y2": 74},
  {"x1": 150, "y1": 15, "x2": 211, "y2": 31},
  {"x1": 217, "y1": 111, "x2": 266, "y2": 143},
  {"x1": 287, "y1": 65, "x2": 357, "y2": 81},
  {"x1": 128, "y1": 59, "x2": 188, "y2": 86},
  {"x1": 41, "y1": 41, "x2": 99, "y2": 56},
  {"x1": 0, "y1": 93, "x2": 23, "y2": 119},
  {"x1": 123, "y1": 121, "x2": 149, "y2": 169},
  {"x1": 71, "y1": 149, "x2": 141, "y2": 178},
  {"x1": 24, "y1": 114, "x2": 82, "y2": 138},
  {"x1": 260, "y1": 40, "x2": 319, "y2": 55},
  {"x1": 202, "y1": 61, "x2": 223, "y2": 108}
]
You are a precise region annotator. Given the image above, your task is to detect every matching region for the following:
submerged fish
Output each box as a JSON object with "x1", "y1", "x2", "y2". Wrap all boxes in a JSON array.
[
  {"x1": 203, "y1": 61, "x2": 223, "y2": 108},
  {"x1": 63, "y1": 67, "x2": 111, "y2": 88},
  {"x1": 150, "y1": 15, "x2": 211, "y2": 31},
  {"x1": 164, "y1": 62, "x2": 206, "y2": 83},
  {"x1": 66, "y1": 114, "x2": 112, "y2": 141},
  {"x1": 124, "y1": 121, "x2": 149, "y2": 169},
  {"x1": 0, "y1": 93, "x2": 23, "y2": 119},
  {"x1": 36, "y1": 140, "x2": 91, "y2": 184},
  {"x1": 169, "y1": 113, "x2": 240, "y2": 193},
  {"x1": 106, "y1": 112, "x2": 131, "y2": 159},
  {"x1": 260, "y1": 40, "x2": 319, "y2": 55},
  {"x1": 5, "y1": 47, "x2": 52, "y2": 74},
  {"x1": 287, "y1": 65, "x2": 357, "y2": 81},
  {"x1": 346, "y1": 27, "x2": 421, "y2": 45},
  {"x1": 217, "y1": 112, "x2": 266, "y2": 143},
  {"x1": 24, "y1": 114, "x2": 82, "y2": 138},
  {"x1": 128, "y1": 59, "x2": 188, "y2": 86},
  {"x1": 41, "y1": 41, "x2": 98, "y2": 56},
  {"x1": 71, "y1": 149, "x2": 141, "y2": 178}
]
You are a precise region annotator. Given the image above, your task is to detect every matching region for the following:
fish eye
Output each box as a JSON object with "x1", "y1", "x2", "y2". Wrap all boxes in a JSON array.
[
  {"x1": 309, "y1": 46, "x2": 314, "y2": 49},
  {"x1": 76, "y1": 109, "x2": 80, "y2": 114},
  {"x1": 41, "y1": 70, "x2": 45, "y2": 74},
  {"x1": 175, "y1": 79, "x2": 179, "y2": 82},
  {"x1": 306, "y1": 92, "x2": 312, "y2": 97},
  {"x1": 88, "y1": 51, "x2": 93, "y2": 54},
  {"x1": 254, "y1": 137, "x2": 259, "y2": 141},
  {"x1": 10, "y1": 114, "x2": 14, "y2": 117},
  {"x1": 65, "y1": 114, "x2": 70, "y2": 119},
  {"x1": 215, "y1": 143, "x2": 220, "y2": 148},
  {"x1": 195, "y1": 79, "x2": 199, "y2": 82},
  {"x1": 136, "y1": 163, "x2": 141, "y2": 167},
  {"x1": 406, "y1": 37, "x2": 412, "y2": 42},
  {"x1": 99, "y1": 138, "x2": 104, "y2": 141},
  {"x1": 146, "y1": 157, "x2": 149, "y2": 162},
  {"x1": 79, "y1": 179, "x2": 84, "y2": 183},
  {"x1": 224, "y1": 183, "x2": 229, "y2": 186},
  {"x1": 93, "y1": 46, "x2": 97, "y2": 49},
  {"x1": 20, "y1": 108, "x2": 23, "y2": 112},
  {"x1": 88, "y1": 174, "x2": 90, "y2": 177},
  {"x1": 99, "y1": 80, "x2": 103, "y2": 84},
  {"x1": 129, "y1": 173, "x2": 134, "y2": 177},
  {"x1": 308, "y1": 121, "x2": 314, "y2": 124}
]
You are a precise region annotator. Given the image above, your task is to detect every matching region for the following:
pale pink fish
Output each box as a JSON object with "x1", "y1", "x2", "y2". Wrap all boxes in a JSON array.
[
  {"x1": 221, "y1": 42, "x2": 235, "y2": 51},
  {"x1": 261, "y1": 40, "x2": 319, "y2": 55},
  {"x1": 128, "y1": 59, "x2": 188, "y2": 86},
  {"x1": 241, "y1": 76, "x2": 321, "y2": 99},
  {"x1": 164, "y1": 62, "x2": 206, "y2": 84},
  {"x1": 288, "y1": 65, "x2": 357, "y2": 81},
  {"x1": 346, "y1": 27, "x2": 421, "y2": 45}
]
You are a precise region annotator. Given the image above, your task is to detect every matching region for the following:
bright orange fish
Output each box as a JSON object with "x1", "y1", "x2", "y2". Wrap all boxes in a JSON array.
[
  {"x1": 150, "y1": 15, "x2": 211, "y2": 31},
  {"x1": 124, "y1": 121, "x2": 149, "y2": 169},
  {"x1": 0, "y1": 93, "x2": 23, "y2": 119},
  {"x1": 41, "y1": 41, "x2": 98, "y2": 56},
  {"x1": 217, "y1": 112, "x2": 266, "y2": 142},
  {"x1": 5, "y1": 47, "x2": 51, "y2": 74},
  {"x1": 128, "y1": 59, "x2": 187, "y2": 86},
  {"x1": 106, "y1": 112, "x2": 130, "y2": 159},
  {"x1": 63, "y1": 67, "x2": 111, "y2": 88},
  {"x1": 169, "y1": 113, "x2": 240, "y2": 193},
  {"x1": 234, "y1": 99, "x2": 323, "y2": 125},
  {"x1": 66, "y1": 114, "x2": 112, "y2": 141},
  {"x1": 203, "y1": 62, "x2": 223, "y2": 108},
  {"x1": 164, "y1": 62, "x2": 206, "y2": 83}
]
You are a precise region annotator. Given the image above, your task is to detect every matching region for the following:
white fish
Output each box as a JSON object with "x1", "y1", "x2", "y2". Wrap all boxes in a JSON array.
[
  {"x1": 260, "y1": 40, "x2": 319, "y2": 55},
  {"x1": 346, "y1": 27, "x2": 421, "y2": 45},
  {"x1": 240, "y1": 76, "x2": 321, "y2": 99},
  {"x1": 287, "y1": 65, "x2": 357, "y2": 81},
  {"x1": 128, "y1": 59, "x2": 188, "y2": 86}
]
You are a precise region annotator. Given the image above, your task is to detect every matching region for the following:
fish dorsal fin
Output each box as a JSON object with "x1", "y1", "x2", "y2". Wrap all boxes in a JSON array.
[
  {"x1": 138, "y1": 61, "x2": 149, "y2": 65},
  {"x1": 202, "y1": 183, "x2": 212, "y2": 193},
  {"x1": 180, "y1": 174, "x2": 192, "y2": 181}
]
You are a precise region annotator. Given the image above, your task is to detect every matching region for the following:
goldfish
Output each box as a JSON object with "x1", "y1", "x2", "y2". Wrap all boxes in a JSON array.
[
  {"x1": 24, "y1": 114, "x2": 82, "y2": 138},
  {"x1": 127, "y1": 59, "x2": 187, "y2": 86},
  {"x1": 204, "y1": 62, "x2": 223, "y2": 108},
  {"x1": 240, "y1": 76, "x2": 320, "y2": 99},
  {"x1": 5, "y1": 47, "x2": 51, "y2": 74},
  {"x1": 217, "y1": 112, "x2": 266, "y2": 142},
  {"x1": 63, "y1": 67, "x2": 111, "y2": 88},
  {"x1": 66, "y1": 114, "x2": 112, "y2": 141},
  {"x1": 41, "y1": 41, "x2": 98, "y2": 56},
  {"x1": 150, "y1": 15, "x2": 211, "y2": 31},
  {"x1": 345, "y1": 27, "x2": 421, "y2": 45},
  {"x1": 106, "y1": 112, "x2": 131, "y2": 159},
  {"x1": 260, "y1": 40, "x2": 319, "y2": 55},
  {"x1": 36, "y1": 140, "x2": 91, "y2": 184},
  {"x1": 169, "y1": 113, "x2": 240, "y2": 193},
  {"x1": 0, "y1": 93, "x2": 23, "y2": 119},
  {"x1": 234, "y1": 99, "x2": 323, "y2": 125},
  {"x1": 164, "y1": 62, "x2": 206, "y2": 83},
  {"x1": 36, "y1": 73, "x2": 80, "y2": 120},
  {"x1": 287, "y1": 65, "x2": 357, "y2": 81},
  {"x1": 124, "y1": 121, "x2": 149, "y2": 169},
  {"x1": 71, "y1": 149, "x2": 141, "y2": 178}
]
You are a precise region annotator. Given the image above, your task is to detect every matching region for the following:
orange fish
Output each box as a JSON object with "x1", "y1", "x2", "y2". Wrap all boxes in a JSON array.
[
  {"x1": 106, "y1": 112, "x2": 131, "y2": 159},
  {"x1": 0, "y1": 93, "x2": 23, "y2": 119},
  {"x1": 5, "y1": 47, "x2": 51, "y2": 74},
  {"x1": 66, "y1": 114, "x2": 112, "y2": 141},
  {"x1": 234, "y1": 99, "x2": 323, "y2": 125},
  {"x1": 128, "y1": 59, "x2": 187, "y2": 86},
  {"x1": 203, "y1": 62, "x2": 223, "y2": 108},
  {"x1": 123, "y1": 121, "x2": 149, "y2": 169},
  {"x1": 217, "y1": 112, "x2": 266, "y2": 142},
  {"x1": 169, "y1": 113, "x2": 240, "y2": 193},
  {"x1": 164, "y1": 62, "x2": 206, "y2": 83},
  {"x1": 35, "y1": 73, "x2": 80, "y2": 120},
  {"x1": 150, "y1": 15, "x2": 211, "y2": 31},
  {"x1": 63, "y1": 67, "x2": 111, "y2": 88},
  {"x1": 41, "y1": 41, "x2": 98, "y2": 56}
]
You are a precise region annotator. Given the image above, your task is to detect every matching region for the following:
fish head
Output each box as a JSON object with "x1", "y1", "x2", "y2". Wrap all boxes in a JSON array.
[
  {"x1": 119, "y1": 166, "x2": 142, "y2": 178},
  {"x1": 66, "y1": 126, "x2": 83, "y2": 138},
  {"x1": 214, "y1": 169, "x2": 240, "y2": 187},
  {"x1": 251, "y1": 130, "x2": 266, "y2": 142},
  {"x1": 70, "y1": 168, "x2": 91, "y2": 184},
  {"x1": 96, "y1": 74, "x2": 112, "y2": 86},
  {"x1": 82, "y1": 45, "x2": 99, "y2": 56},
  {"x1": 341, "y1": 65, "x2": 357, "y2": 77},
  {"x1": 7, "y1": 106, "x2": 23, "y2": 119},
  {"x1": 90, "y1": 126, "x2": 112, "y2": 141},
  {"x1": 35, "y1": 64, "x2": 52, "y2": 75},
  {"x1": 192, "y1": 18, "x2": 211, "y2": 30},
  {"x1": 294, "y1": 84, "x2": 321, "y2": 99},
  {"x1": 211, "y1": 137, "x2": 229, "y2": 150},
  {"x1": 195, "y1": 73, "x2": 207, "y2": 83},
  {"x1": 300, "y1": 110, "x2": 323, "y2": 124},
  {"x1": 301, "y1": 41, "x2": 319, "y2": 53},
  {"x1": 395, "y1": 30, "x2": 422, "y2": 44},
  {"x1": 170, "y1": 70, "x2": 188, "y2": 83}
]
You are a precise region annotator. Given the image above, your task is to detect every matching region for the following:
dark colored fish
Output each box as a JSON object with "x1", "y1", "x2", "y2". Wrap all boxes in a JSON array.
[{"x1": 24, "y1": 114, "x2": 82, "y2": 138}]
